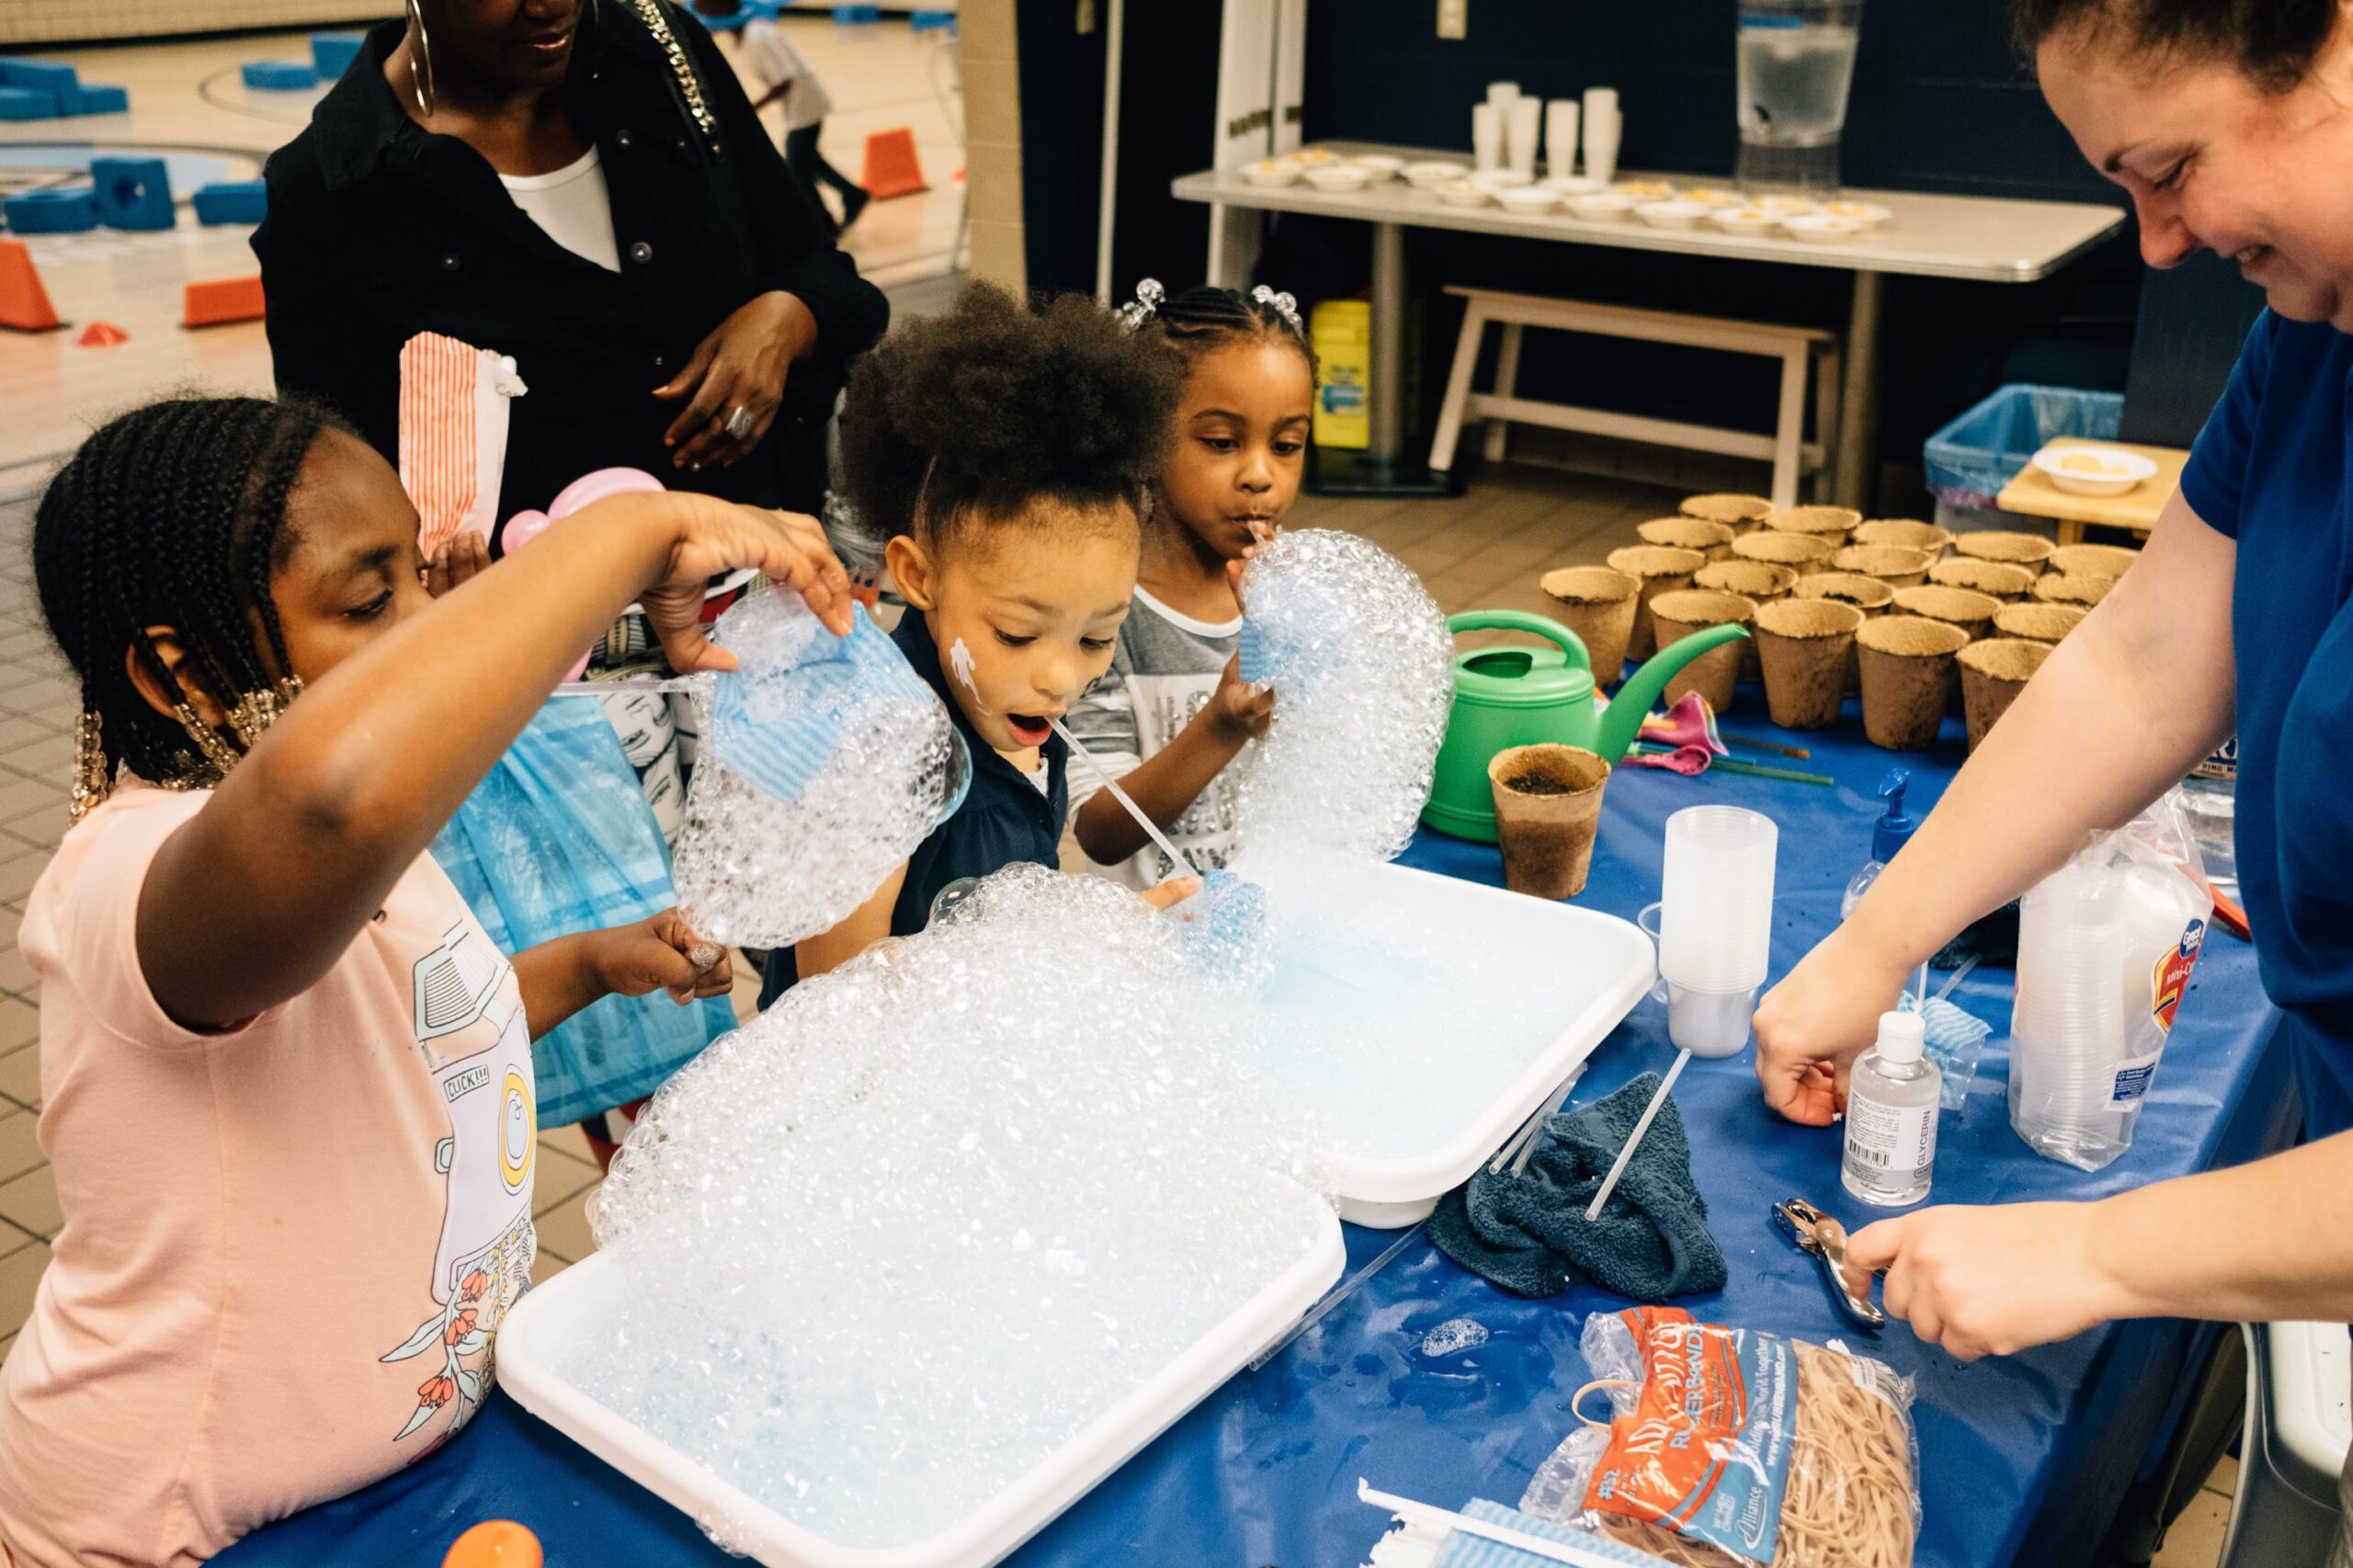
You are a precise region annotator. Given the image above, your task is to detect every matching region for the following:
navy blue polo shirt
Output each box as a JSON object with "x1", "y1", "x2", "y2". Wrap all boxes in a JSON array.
[
  {"x1": 2179, "y1": 309, "x2": 2353, "y2": 1138},
  {"x1": 756, "y1": 608, "x2": 1069, "y2": 1009}
]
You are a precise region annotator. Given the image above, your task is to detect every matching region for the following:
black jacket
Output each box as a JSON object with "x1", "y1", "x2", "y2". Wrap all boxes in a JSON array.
[{"x1": 253, "y1": 6, "x2": 886, "y2": 524}]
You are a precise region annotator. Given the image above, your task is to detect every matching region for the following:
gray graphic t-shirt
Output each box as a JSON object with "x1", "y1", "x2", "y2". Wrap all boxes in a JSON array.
[{"x1": 1064, "y1": 587, "x2": 1244, "y2": 891}]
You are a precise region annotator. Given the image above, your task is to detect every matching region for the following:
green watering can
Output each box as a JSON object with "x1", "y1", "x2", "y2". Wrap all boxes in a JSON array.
[{"x1": 1421, "y1": 609, "x2": 1751, "y2": 843}]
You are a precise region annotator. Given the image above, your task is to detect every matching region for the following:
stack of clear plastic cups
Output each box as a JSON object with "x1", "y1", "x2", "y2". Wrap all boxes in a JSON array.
[
  {"x1": 2007, "y1": 860, "x2": 2127, "y2": 1165},
  {"x1": 1657, "y1": 806, "x2": 1779, "y2": 1056}
]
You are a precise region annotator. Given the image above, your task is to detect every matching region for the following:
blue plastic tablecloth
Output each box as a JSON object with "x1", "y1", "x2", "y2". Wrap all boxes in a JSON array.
[{"x1": 217, "y1": 705, "x2": 2293, "y2": 1568}]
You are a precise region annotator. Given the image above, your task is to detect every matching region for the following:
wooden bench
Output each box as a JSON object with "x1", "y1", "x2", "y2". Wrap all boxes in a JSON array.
[{"x1": 1428, "y1": 285, "x2": 1842, "y2": 509}]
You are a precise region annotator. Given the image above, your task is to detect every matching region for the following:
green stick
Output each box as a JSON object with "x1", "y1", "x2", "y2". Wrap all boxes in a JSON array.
[
  {"x1": 1633, "y1": 744, "x2": 1835, "y2": 786},
  {"x1": 1716, "y1": 728, "x2": 1813, "y2": 760}
]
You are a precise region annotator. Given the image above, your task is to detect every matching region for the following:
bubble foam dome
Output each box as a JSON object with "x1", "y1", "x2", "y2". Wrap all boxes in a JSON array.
[
  {"x1": 669, "y1": 590, "x2": 963, "y2": 949},
  {"x1": 577, "y1": 865, "x2": 1325, "y2": 1552},
  {"x1": 1233, "y1": 528, "x2": 1455, "y2": 861}
]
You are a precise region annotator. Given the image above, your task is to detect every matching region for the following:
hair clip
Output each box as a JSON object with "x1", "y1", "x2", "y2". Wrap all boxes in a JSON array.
[
  {"x1": 1118, "y1": 278, "x2": 1165, "y2": 330},
  {"x1": 1251, "y1": 284, "x2": 1302, "y2": 333}
]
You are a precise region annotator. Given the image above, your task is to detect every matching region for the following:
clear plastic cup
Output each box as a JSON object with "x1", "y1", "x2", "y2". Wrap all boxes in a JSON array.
[{"x1": 1658, "y1": 805, "x2": 1779, "y2": 992}]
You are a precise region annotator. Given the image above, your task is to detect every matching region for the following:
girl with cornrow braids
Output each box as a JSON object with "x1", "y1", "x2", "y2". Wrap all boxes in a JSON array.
[
  {"x1": 0, "y1": 393, "x2": 851, "y2": 1565},
  {"x1": 1064, "y1": 280, "x2": 1318, "y2": 890}
]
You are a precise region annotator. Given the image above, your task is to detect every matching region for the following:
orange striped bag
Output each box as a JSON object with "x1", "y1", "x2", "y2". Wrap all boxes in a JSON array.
[{"x1": 397, "y1": 331, "x2": 529, "y2": 558}]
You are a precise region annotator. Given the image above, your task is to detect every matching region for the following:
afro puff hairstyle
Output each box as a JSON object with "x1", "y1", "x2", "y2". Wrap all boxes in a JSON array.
[{"x1": 836, "y1": 281, "x2": 1182, "y2": 552}]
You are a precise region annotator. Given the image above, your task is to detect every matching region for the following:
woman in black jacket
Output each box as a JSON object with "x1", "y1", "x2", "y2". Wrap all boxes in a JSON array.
[{"x1": 254, "y1": 0, "x2": 886, "y2": 525}]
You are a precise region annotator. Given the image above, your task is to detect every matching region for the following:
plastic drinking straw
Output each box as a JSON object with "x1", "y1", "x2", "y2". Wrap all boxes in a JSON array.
[
  {"x1": 554, "y1": 676, "x2": 703, "y2": 696},
  {"x1": 1584, "y1": 1047, "x2": 1692, "y2": 1221},
  {"x1": 1716, "y1": 729, "x2": 1813, "y2": 760},
  {"x1": 1631, "y1": 744, "x2": 1834, "y2": 786},
  {"x1": 1356, "y1": 1481, "x2": 1647, "y2": 1568},
  {"x1": 1051, "y1": 717, "x2": 1200, "y2": 880},
  {"x1": 1490, "y1": 1064, "x2": 1588, "y2": 1176},
  {"x1": 1248, "y1": 1222, "x2": 1427, "y2": 1371}
]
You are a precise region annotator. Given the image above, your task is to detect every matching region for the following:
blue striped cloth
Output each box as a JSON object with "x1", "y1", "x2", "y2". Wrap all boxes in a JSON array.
[
  {"x1": 432, "y1": 699, "x2": 731, "y2": 1128},
  {"x1": 707, "y1": 601, "x2": 938, "y2": 802}
]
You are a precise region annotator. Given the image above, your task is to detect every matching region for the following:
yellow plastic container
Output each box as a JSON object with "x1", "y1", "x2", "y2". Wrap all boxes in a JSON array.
[{"x1": 1312, "y1": 299, "x2": 1370, "y2": 450}]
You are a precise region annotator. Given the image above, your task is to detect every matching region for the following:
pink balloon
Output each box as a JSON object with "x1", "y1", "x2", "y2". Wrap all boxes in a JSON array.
[
  {"x1": 547, "y1": 466, "x2": 665, "y2": 518},
  {"x1": 500, "y1": 508, "x2": 552, "y2": 554}
]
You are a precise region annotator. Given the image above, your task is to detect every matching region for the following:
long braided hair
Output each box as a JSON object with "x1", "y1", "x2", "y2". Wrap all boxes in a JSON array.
[{"x1": 33, "y1": 395, "x2": 336, "y2": 792}]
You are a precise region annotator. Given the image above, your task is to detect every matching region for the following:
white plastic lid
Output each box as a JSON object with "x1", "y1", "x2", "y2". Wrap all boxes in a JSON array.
[{"x1": 1876, "y1": 1010, "x2": 1926, "y2": 1064}]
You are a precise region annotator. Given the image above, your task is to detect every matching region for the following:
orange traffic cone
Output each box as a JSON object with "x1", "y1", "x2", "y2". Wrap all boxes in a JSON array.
[
  {"x1": 183, "y1": 274, "x2": 267, "y2": 327},
  {"x1": 0, "y1": 240, "x2": 62, "y2": 333},
  {"x1": 76, "y1": 320, "x2": 129, "y2": 347},
  {"x1": 858, "y1": 128, "x2": 927, "y2": 200}
]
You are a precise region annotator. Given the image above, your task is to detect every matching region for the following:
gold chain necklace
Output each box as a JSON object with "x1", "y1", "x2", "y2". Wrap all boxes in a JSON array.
[{"x1": 622, "y1": 0, "x2": 720, "y2": 156}]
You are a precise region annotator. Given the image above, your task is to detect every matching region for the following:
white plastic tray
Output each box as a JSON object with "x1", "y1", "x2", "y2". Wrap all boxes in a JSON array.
[
  {"x1": 1235, "y1": 855, "x2": 1656, "y2": 1228},
  {"x1": 496, "y1": 1185, "x2": 1344, "y2": 1568}
]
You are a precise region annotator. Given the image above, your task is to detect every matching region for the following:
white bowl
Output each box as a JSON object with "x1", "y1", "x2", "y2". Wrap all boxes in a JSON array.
[
  {"x1": 1753, "y1": 195, "x2": 1819, "y2": 217},
  {"x1": 1347, "y1": 153, "x2": 1405, "y2": 181},
  {"x1": 1612, "y1": 179, "x2": 1676, "y2": 200},
  {"x1": 1637, "y1": 199, "x2": 1715, "y2": 230},
  {"x1": 1435, "y1": 178, "x2": 1493, "y2": 208},
  {"x1": 1822, "y1": 200, "x2": 1893, "y2": 230},
  {"x1": 1711, "y1": 207, "x2": 1784, "y2": 235},
  {"x1": 1566, "y1": 192, "x2": 1637, "y2": 221},
  {"x1": 1783, "y1": 213, "x2": 1862, "y2": 244},
  {"x1": 1678, "y1": 186, "x2": 1742, "y2": 209},
  {"x1": 1304, "y1": 165, "x2": 1373, "y2": 193},
  {"x1": 1495, "y1": 186, "x2": 1563, "y2": 214},
  {"x1": 2033, "y1": 444, "x2": 2159, "y2": 496},
  {"x1": 1403, "y1": 159, "x2": 1469, "y2": 189},
  {"x1": 1471, "y1": 168, "x2": 1533, "y2": 191},
  {"x1": 1243, "y1": 160, "x2": 1302, "y2": 188},
  {"x1": 1541, "y1": 176, "x2": 1607, "y2": 196}
]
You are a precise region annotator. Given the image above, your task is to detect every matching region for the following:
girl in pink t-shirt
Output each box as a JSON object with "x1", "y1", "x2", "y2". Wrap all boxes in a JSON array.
[{"x1": 0, "y1": 395, "x2": 852, "y2": 1567}]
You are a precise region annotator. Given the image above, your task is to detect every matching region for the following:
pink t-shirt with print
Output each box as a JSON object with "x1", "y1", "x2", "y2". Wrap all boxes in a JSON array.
[{"x1": 0, "y1": 780, "x2": 538, "y2": 1568}]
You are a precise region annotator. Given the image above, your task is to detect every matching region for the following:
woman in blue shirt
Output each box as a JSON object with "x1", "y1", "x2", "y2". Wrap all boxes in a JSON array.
[{"x1": 1756, "y1": 0, "x2": 2353, "y2": 1372}]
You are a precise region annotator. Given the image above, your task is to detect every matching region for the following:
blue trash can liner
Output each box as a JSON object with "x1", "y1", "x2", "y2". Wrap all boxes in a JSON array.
[{"x1": 1923, "y1": 382, "x2": 2123, "y2": 514}]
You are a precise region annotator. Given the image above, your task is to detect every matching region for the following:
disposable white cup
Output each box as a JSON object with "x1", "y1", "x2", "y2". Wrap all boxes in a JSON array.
[
  {"x1": 1472, "y1": 103, "x2": 1503, "y2": 173},
  {"x1": 1545, "y1": 99, "x2": 1580, "y2": 181},
  {"x1": 1582, "y1": 89, "x2": 1622, "y2": 186},
  {"x1": 1506, "y1": 98, "x2": 1542, "y2": 180},
  {"x1": 1657, "y1": 804, "x2": 1778, "y2": 992},
  {"x1": 1487, "y1": 81, "x2": 1522, "y2": 111},
  {"x1": 1668, "y1": 983, "x2": 1758, "y2": 1058}
]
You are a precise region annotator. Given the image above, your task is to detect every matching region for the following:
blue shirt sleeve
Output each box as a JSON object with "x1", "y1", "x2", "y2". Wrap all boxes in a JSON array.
[{"x1": 2177, "y1": 310, "x2": 2279, "y2": 540}]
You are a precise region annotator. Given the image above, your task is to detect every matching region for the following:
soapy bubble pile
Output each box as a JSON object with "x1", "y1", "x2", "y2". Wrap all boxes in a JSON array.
[
  {"x1": 670, "y1": 590, "x2": 964, "y2": 949},
  {"x1": 1233, "y1": 528, "x2": 1454, "y2": 861},
  {"x1": 574, "y1": 866, "x2": 1324, "y2": 1552}
]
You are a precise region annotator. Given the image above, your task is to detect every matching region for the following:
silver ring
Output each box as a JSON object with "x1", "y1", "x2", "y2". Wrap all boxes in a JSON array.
[{"x1": 722, "y1": 405, "x2": 756, "y2": 439}]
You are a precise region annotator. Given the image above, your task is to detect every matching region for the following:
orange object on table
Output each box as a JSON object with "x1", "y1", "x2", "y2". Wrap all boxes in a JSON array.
[
  {"x1": 76, "y1": 320, "x2": 128, "y2": 347},
  {"x1": 443, "y1": 1518, "x2": 543, "y2": 1568},
  {"x1": 0, "y1": 239, "x2": 61, "y2": 332},
  {"x1": 183, "y1": 273, "x2": 267, "y2": 327}
]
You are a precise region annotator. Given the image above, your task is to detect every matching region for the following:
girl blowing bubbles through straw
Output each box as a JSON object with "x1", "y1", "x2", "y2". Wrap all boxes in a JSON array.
[
  {"x1": 0, "y1": 396, "x2": 849, "y2": 1567},
  {"x1": 758, "y1": 281, "x2": 1194, "y2": 1007},
  {"x1": 1065, "y1": 282, "x2": 1316, "y2": 889}
]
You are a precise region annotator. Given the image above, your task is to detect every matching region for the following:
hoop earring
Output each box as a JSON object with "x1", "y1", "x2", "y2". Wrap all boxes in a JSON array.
[{"x1": 405, "y1": 0, "x2": 438, "y2": 118}]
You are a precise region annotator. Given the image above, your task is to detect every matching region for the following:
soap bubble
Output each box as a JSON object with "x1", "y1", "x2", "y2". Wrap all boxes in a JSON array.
[
  {"x1": 1233, "y1": 528, "x2": 1455, "y2": 861},
  {"x1": 670, "y1": 589, "x2": 965, "y2": 949},
  {"x1": 574, "y1": 865, "x2": 1325, "y2": 1551}
]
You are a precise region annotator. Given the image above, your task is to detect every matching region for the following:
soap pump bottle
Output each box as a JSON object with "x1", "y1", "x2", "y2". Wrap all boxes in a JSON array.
[
  {"x1": 1842, "y1": 1010, "x2": 1941, "y2": 1207},
  {"x1": 1842, "y1": 769, "x2": 1916, "y2": 922}
]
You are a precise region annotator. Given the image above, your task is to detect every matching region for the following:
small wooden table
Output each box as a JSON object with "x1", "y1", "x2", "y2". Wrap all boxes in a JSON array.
[{"x1": 1995, "y1": 439, "x2": 2188, "y2": 543}]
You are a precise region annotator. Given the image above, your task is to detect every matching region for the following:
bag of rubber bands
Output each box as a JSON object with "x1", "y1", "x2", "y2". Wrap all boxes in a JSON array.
[{"x1": 1519, "y1": 1307, "x2": 1920, "y2": 1568}]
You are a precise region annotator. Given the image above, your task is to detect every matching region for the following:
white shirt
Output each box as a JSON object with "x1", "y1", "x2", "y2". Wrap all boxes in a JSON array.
[
  {"x1": 741, "y1": 18, "x2": 834, "y2": 131},
  {"x1": 499, "y1": 147, "x2": 620, "y2": 273}
]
